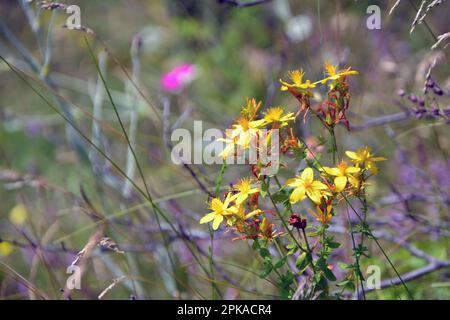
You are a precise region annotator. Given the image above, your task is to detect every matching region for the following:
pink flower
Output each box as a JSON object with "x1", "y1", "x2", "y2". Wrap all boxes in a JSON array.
[{"x1": 160, "y1": 63, "x2": 196, "y2": 93}]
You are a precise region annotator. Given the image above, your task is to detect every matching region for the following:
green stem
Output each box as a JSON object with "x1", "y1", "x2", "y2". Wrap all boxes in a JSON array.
[
  {"x1": 272, "y1": 176, "x2": 316, "y2": 272},
  {"x1": 329, "y1": 128, "x2": 338, "y2": 165}
]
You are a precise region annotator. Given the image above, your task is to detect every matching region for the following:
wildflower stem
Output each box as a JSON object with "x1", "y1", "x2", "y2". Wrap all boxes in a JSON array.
[
  {"x1": 345, "y1": 203, "x2": 366, "y2": 300},
  {"x1": 271, "y1": 176, "x2": 317, "y2": 279},
  {"x1": 298, "y1": 228, "x2": 315, "y2": 273},
  {"x1": 341, "y1": 194, "x2": 414, "y2": 299},
  {"x1": 300, "y1": 228, "x2": 312, "y2": 255},
  {"x1": 267, "y1": 183, "x2": 304, "y2": 253},
  {"x1": 329, "y1": 128, "x2": 338, "y2": 165}
]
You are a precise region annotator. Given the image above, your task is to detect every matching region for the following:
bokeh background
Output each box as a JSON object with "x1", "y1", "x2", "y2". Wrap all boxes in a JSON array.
[{"x1": 0, "y1": 0, "x2": 449, "y2": 299}]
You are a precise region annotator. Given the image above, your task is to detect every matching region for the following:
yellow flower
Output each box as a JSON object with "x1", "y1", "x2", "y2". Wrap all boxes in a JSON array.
[
  {"x1": 219, "y1": 135, "x2": 238, "y2": 159},
  {"x1": 286, "y1": 167, "x2": 330, "y2": 204},
  {"x1": 321, "y1": 161, "x2": 360, "y2": 192},
  {"x1": 9, "y1": 204, "x2": 28, "y2": 225},
  {"x1": 280, "y1": 69, "x2": 318, "y2": 91},
  {"x1": 218, "y1": 117, "x2": 265, "y2": 159},
  {"x1": 233, "y1": 178, "x2": 259, "y2": 205},
  {"x1": 345, "y1": 147, "x2": 386, "y2": 175},
  {"x1": 263, "y1": 107, "x2": 296, "y2": 127},
  {"x1": 0, "y1": 242, "x2": 13, "y2": 257},
  {"x1": 200, "y1": 193, "x2": 239, "y2": 230},
  {"x1": 235, "y1": 205, "x2": 262, "y2": 221},
  {"x1": 308, "y1": 205, "x2": 333, "y2": 225},
  {"x1": 319, "y1": 62, "x2": 358, "y2": 84}
]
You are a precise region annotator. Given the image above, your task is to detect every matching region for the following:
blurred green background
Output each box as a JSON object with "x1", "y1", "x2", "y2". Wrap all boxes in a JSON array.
[{"x1": 0, "y1": 0, "x2": 448, "y2": 299}]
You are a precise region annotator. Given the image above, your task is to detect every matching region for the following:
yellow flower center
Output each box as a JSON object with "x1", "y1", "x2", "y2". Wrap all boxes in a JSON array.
[
  {"x1": 237, "y1": 117, "x2": 250, "y2": 131},
  {"x1": 264, "y1": 107, "x2": 284, "y2": 122},
  {"x1": 236, "y1": 179, "x2": 252, "y2": 193},
  {"x1": 337, "y1": 161, "x2": 348, "y2": 175},
  {"x1": 289, "y1": 70, "x2": 304, "y2": 86},
  {"x1": 324, "y1": 62, "x2": 337, "y2": 77}
]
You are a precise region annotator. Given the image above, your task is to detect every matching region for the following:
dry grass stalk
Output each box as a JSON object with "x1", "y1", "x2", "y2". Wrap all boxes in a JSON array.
[
  {"x1": 431, "y1": 32, "x2": 450, "y2": 49},
  {"x1": 98, "y1": 276, "x2": 127, "y2": 300}
]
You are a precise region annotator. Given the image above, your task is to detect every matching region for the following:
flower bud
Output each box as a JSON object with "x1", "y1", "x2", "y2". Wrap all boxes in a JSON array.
[{"x1": 288, "y1": 213, "x2": 307, "y2": 229}]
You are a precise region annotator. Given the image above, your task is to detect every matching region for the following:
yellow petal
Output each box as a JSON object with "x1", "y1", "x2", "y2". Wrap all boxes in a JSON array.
[
  {"x1": 220, "y1": 143, "x2": 235, "y2": 159},
  {"x1": 334, "y1": 176, "x2": 348, "y2": 192},
  {"x1": 226, "y1": 205, "x2": 239, "y2": 215},
  {"x1": 345, "y1": 151, "x2": 358, "y2": 160},
  {"x1": 345, "y1": 166, "x2": 360, "y2": 174},
  {"x1": 279, "y1": 79, "x2": 293, "y2": 88},
  {"x1": 306, "y1": 190, "x2": 322, "y2": 204},
  {"x1": 200, "y1": 212, "x2": 216, "y2": 224},
  {"x1": 322, "y1": 167, "x2": 340, "y2": 176},
  {"x1": 348, "y1": 175, "x2": 360, "y2": 188},
  {"x1": 250, "y1": 119, "x2": 266, "y2": 129},
  {"x1": 311, "y1": 181, "x2": 329, "y2": 190},
  {"x1": 308, "y1": 208, "x2": 320, "y2": 220},
  {"x1": 290, "y1": 186, "x2": 306, "y2": 204},
  {"x1": 223, "y1": 193, "x2": 238, "y2": 207},
  {"x1": 210, "y1": 198, "x2": 223, "y2": 212},
  {"x1": 286, "y1": 178, "x2": 300, "y2": 187},
  {"x1": 235, "y1": 193, "x2": 248, "y2": 205},
  {"x1": 245, "y1": 209, "x2": 262, "y2": 220},
  {"x1": 212, "y1": 215, "x2": 224, "y2": 230},
  {"x1": 366, "y1": 162, "x2": 379, "y2": 174},
  {"x1": 249, "y1": 188, "x2": 259, "y2": 194},
  {"x1": 301, "y1": 168, "x2": 314, "y2": 183}
]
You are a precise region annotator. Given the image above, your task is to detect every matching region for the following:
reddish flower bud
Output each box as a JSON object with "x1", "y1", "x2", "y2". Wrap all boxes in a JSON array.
[{"x1": 288, "y1": 213, "x2": 307, "y2": 229}]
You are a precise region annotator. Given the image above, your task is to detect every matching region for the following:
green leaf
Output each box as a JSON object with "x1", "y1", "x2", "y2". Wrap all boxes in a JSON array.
[
  {"x1": 287, "y1": 246, "x2": 299, "y2": 256},
  {"x1": 295, "y1": 253, "x2": 309, "y2": 273},
  {"x1": 271, "y1": 190, "x2": 289, "y2": 204},
  {"x1": 293, "y1": 148, "x2": 307, "y2": 160},
  {"x1": 274, "y1": 256, "x2": 287, "y2": 269},
  {"x1": 328, "y1": 241, "x2": 341, "y2": 249},
  {"x1": 315, "y1": 257, "x2": 327, "y2": 270},
  {"x1": 317, "y1": 135, "x2": 327, "y2": 146},
  {"x1": 286, "y1": 242, "x2": 299, "y2": 255},
  {"x1": 323, "y1": 268, "x2": 337, "y2": 281},
  {"x1": 286, "y1": 242, "x2": 296, "y2": 250},
  {"x1": 260, "y1": 178, "x2": 269, "y2": 198},
  {"x1": 336, "y1": 278, "x2": 355, "y2": 291},
  {"x1": 336, "y1": 279, "x2": 350, "y2": 287},
  {"x1": 338, "y1": 262, "x2": 352, "y2": 270},
  {"x1": 252, "y1": 239, "x2": 260, "y2": 250},
  {"x1": 259, "y1": 261, "x2": 273, "y2": 279},
  {"x1": 259, "y1": 248, "x2": 271, "y2": 259}
]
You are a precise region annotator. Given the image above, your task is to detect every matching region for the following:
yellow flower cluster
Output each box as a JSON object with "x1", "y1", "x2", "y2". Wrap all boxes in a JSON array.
[
  {"x1": 280, "y1": 62, "x2": 358, "y2": 92},
  {"x1": 201, "y1": 65, "x2": 385, "y2": 234},
  {"x1": 200, "y1": 178, "x2": 262, "y2": 231},
  {"x1": 201, "y1": 146, "x2": 385, "y2": 230},
  {"x1": 219, "y1": 99, "x2": 295, "y2": 159},
  {"x1": 283, "y1": 148, "x2": 385, "y2": 224}
]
